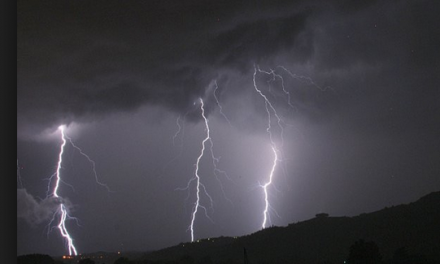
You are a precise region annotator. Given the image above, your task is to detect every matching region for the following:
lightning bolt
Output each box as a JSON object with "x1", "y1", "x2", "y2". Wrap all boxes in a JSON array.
[
  {"x1": 261, "y1": 146, "x2": 278, "y2": 229},
  {"x1": 277, "y1": 65, "x2": 334, "y2": 92},
  {"x1": 188, "y1": 97, "x2": 214, "y2": 242},
  {"x1": 172, "y1": 115, "x2": 182, "y2": 146},
  {"x1": 257, "y1": 67, "x2": 296, "y2": 110},
  {"x1": 252, "y1": 64, "x2": 334, "y2": 228},
  {"x1": 208, "y1": 80, "x2": 235, "y2": 204},
  {"x1": 252, "y1": 64, "x2": 284, "y2": 229},
  {"x1": 64, "y1": 135, "x2": 112, "y2": 192},
  {"x1": 161, "y1": 105, "x2": 198, "y2": 176},
  {"x1": 170, "y1": 88, "x2": 234, "y2": 241},
  {"x1": 253, "y1": 65, "x2": 285, "y2": 146},
  {"x1": 49, "y1": 125, "x2": 78, "y2": 256},
  {"x1": 45, "y1": 125, "x2": 111, "y2": 255},
  {"x1": 213, "y1": 80, "x2": 233, "y2": 127}
]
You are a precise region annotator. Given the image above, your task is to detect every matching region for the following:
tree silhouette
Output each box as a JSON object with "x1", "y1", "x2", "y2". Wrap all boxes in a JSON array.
[
  {"x1": 17, "y1": 254, "x2": 54, "y2": 264},
  {"x1": 114, "y1": 256, "x2": 132, "y2": 264},
  {"x1": 197, "y1": 255, "x2": 213, "y2": 264},
  {"x1": 179, "y1": 255, "x2": 195, "y2": 264},
  {"x1": 392, "y1": 247, "x2": 429, "y2": 264},
  {"x1": 347, "y1": 239, "x2": 382, "y2": 264},
  {"x1": 392, "y1": 247, "x2": 409, "y2": 264},
  {"x1": 79, "y1": 258, "x2": 95, "y2": 264}
]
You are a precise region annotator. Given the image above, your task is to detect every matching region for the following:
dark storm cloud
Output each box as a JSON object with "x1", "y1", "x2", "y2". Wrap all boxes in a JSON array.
[
  {"x1": 17, "y1": 0, "x2": 319, "y2": 135},
  {"x1": 309, "y1": 0, "x2": 440, "y2": 135},
  {"x1": 201, "y1": 12, "x2": 311, "y2": 70},
  {"x1": 17, "y1": 188, "x2": 73, "y2": 226},
  {"x1": 17, "y1": 0, "x2": 440, "y2": 136}
]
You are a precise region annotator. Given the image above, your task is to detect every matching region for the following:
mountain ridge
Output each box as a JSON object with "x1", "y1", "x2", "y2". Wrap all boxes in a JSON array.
[{"x1": 144, "y1": 191, "x2": 440, "y2": 263}]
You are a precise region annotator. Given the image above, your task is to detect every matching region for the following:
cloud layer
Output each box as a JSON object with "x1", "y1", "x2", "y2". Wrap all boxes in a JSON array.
[{"x1": 17, "y1": 188, "x2": 72, "y2": 226}]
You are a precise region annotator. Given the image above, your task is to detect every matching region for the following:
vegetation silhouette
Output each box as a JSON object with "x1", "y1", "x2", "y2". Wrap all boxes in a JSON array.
[
  {"x1": 17, "y1": 191, "x2": 440, "y2": 264},
  {"x1": 114, "y1": 257, "x2": 133, "y2": 264},
  {"x1": 17, "y1": 253, "x2": 55, "y2": 264},
  {"x1": 346, "y1": 239, "x2": 382, "y2": 264},
  {"x1": 143, "y1": 191, "x2": 440, "y2": 264},
  {"x1": 389, "y1": 247, "x2": 429, "y2": 264},
  {"x1": 78, "y1": 258, "x2": 95, "y2": 264}
]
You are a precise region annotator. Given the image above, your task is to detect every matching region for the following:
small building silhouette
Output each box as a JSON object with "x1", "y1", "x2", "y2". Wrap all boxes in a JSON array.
[{"x1": 315, "y1": 213, "x2": 329, "y2": 218}]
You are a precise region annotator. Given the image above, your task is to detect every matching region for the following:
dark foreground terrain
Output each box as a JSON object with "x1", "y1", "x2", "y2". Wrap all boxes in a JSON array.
[
  {"x1": 144, "y1": 191, "x2": 440, "y2": 264},
  {"x1": 18, "y1": 191, "x2": 440, "y2": 264}
]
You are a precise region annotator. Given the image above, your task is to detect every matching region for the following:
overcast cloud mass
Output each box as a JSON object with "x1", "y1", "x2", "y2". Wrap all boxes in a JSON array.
[{"x1": 17, "y1": 0, "x2": 440, "y2": 256}]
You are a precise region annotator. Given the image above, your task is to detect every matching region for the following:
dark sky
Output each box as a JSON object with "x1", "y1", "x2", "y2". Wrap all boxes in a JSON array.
[{"x1": 17, "y1": 0, "x2": 440, "y2": 257}]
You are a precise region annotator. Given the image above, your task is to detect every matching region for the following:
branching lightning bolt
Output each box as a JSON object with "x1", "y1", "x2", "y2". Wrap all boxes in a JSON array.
[
  {"x1": 44, "y1": 125, "x2": 111, "y2": 255},
  {"x1": 252, "y1": 64, "x2": 333, "y2": 229},
  {"x1": 213, "y1": 80, "x2": 233, "y2": 127},
  {"x1": 252, "y1": 64, "x2": 284, "y2": 229},
  {"x1": 188, "y1": 98, "x2": 214, "y2": 242},
  {"x1": 257, "y1": 67, "x2": 296, "y2": 110},
  {"x1": 172, "y1": 115, "x2": 183, "y2": 146},
  {"x1": 161, "y1": 106, "x2": 198, "y2": 176},
  {"x1": 254, "y1": 65, "x2": 286, "y2": 146},
  {"x1": 49, "y1": 125, "x2": 78, "y2": 256},
  {"x1": 261, "y1": 146, "x2": 278, "y2": 228},
  {"x1": 173, "y1": 90, "x2": 233, "y2": 241},
  {"x1": 64, "y1": 135, "x2": 112, "y2": 192},
  {"x1": 277, "y1": 65, "x2": 334, "y2": 93},
  {"x1": 208, "y1": 80, "x2": 235, "y2": 204}
]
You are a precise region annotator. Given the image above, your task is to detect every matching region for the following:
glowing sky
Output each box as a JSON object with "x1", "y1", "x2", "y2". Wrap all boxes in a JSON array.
[{"x1": 17, "y1": 0, "x2": 440, "y2": 256}]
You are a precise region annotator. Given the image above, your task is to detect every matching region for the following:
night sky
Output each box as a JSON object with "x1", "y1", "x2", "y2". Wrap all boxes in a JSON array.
[{"x1": 17, "y1": 0, "x2": 440, "y2": 257}]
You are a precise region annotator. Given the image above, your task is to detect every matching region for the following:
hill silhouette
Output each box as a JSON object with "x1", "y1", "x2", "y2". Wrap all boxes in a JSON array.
[{"x1": 143, "y1": 191, "x2": 440, "y2": 264}]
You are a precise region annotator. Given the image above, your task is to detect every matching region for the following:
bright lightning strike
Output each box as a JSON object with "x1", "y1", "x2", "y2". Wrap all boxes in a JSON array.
[
  {"x1": 45, "y1": 124, "x2": 111, "y2": 255},
  {"x1": 50, "y1": 125, "x2": 78, "y2": 256},
  {"x1": 261, "y1": 146, "x2": 278, "y2": 229},
  {"x1": 252, "y1": 64, "x2": 284, "y2": 229},
  {"x1": 174, "y1": 92, "x2": 232, "y2": 241},
  {"x1": 52, "y1": 126, "x2": 67, "y2": 200},
  {"x1": 189, "y1": 98, "x2": 213, "y2": 242},
  {"x1": 252, "y1": 64, "x2": 332, "y2": 229}
]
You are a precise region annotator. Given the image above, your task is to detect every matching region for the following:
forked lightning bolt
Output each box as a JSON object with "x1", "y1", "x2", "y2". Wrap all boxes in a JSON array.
[
  {"x1": 252, "y1": 64, "x2": 331, "y2": 228},
  {"x1": 173, "y1": 93, "x2": 232, "y2": 241},
  {"x1": 189, "y1": 98, "x2": 214, "y2": 242},
  {"x1": 64, "y1": 135, "x2": 112, "y2": 192},
  {"x1": 252, "y1": 64, "x2": 284, "y2": 229},
  {"x1": 46, "y1": 125, "x2": 110, "y2": 255},
  {"x1": 213, "y1": 80, "x2": 233, "y2": 127},
  {"x1": 49, "y1": 125, "x2": 78, "y2": 255},
  {"x1": 261, "y1": 146, "x2": 278, "y2": 228},
  {"x1": 172, "y1": 115, "x2": 182, "y2": 146}
]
